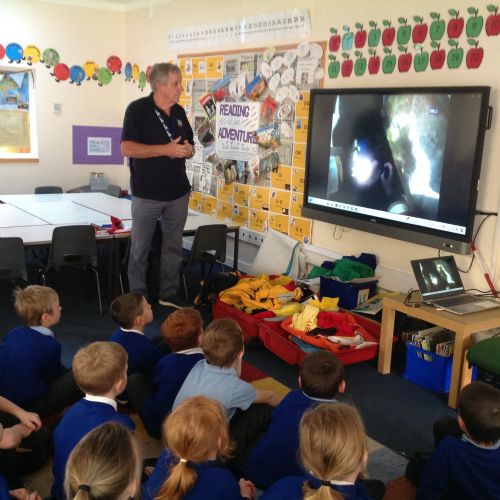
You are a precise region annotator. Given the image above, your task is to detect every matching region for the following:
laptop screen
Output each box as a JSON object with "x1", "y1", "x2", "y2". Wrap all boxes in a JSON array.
[{"x1": 411, "y1": 256, "x2": 465, "y2": 300}]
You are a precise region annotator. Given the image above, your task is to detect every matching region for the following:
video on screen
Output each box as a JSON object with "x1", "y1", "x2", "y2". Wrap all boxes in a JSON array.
[{"x1": 327, "y1": 94, "x2": 450, "y2": 220}]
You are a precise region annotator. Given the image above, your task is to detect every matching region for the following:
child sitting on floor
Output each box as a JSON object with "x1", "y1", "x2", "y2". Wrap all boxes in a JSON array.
[
  {"x1": 244, "y1": 350, "x2": 345, "y2": 489},
  {"x1": 142, "y1": 396, "x2": 255, "y2": 500},
  {"x1": 173, "y1": 318, "x2": 282, "y2": 474},
  {"x1": 109, "y1": 292, "x2": 162, "y2": 380},
  {"x1": 0, "y1": 285, "x2": 79, "y2": 416},
  {"x1": 128, "y1": 307, "x2": 205, "y2": 438},
  {"x1": 417, "y1": 381, "x2": 500, "y2": 500},
  {"x1": 0, "y1": 396, "x2": 51, "y2": 491},
  {"x1": 64, "y1": 422, "x2": 142, "y2": 500},
  {"x1": 52, "y1": 342, "x2": 134, "y2": 500},
  {"x1": 261, "y1": 403, "x2": 372, "y2": 499}
]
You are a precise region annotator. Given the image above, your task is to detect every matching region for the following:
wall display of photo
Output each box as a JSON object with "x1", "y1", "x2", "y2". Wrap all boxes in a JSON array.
[
  {"x1": 181, "y1": 41, "x2": 325, "y2": 243},
  {"x1": 327, "y1": 5, "x2": 500, "y2": 79}
]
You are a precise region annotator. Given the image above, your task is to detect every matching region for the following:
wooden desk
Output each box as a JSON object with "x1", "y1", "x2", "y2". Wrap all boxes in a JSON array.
[{"x1": 378, "y1": 293, "x2": 500, "y2": 408}]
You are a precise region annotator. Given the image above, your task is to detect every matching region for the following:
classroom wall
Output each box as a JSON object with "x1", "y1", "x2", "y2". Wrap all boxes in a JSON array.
[
  {"x1": 1, "y1": 0, "x2": 499, "y2": 293},
  {"x1": 124, "y1": 0, "x2": 500, "y2": 292},
  {"x1": 0, "y1": 0, "x2": 129, "y2": 193}
]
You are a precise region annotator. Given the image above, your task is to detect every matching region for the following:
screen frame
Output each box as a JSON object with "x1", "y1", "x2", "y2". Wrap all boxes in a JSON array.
[{"x1": 302, "y1": 85, "x2": 491, "y2": 255}]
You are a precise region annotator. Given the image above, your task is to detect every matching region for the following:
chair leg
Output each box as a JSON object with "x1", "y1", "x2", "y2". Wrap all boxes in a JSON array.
[
  {"x1": 182, "y1": 272, "x2": 189, "y2": 303},
  {"x1": 90, "y1": 267, "x2": 103, "y2": 315}
]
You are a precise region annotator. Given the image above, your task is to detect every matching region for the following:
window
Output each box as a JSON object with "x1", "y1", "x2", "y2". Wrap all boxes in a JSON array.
[{"x1": 0, "y1": 67, "x2": 38, "y2": 160}]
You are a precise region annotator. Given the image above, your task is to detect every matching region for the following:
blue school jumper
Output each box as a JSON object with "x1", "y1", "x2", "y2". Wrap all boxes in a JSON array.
[
  {"x1": 0, "y1": 326, "x2": 61, "y2": 406},
  {"x1": 0, "y1": 476, "x2": 9, "y2": 500},
  {"x1": 244, "y1": 389, "x2": 336, "y2": 489},
  {"x1": 51, "y1": 398, "x2": 134, "y2": 499},
  {"x1": 139, "y1": 351, "x2": 204, "y2": 438},
  {"x1": 417, "y1": 436, "x2": 500, "y2": 500},
  {"x1": 260, "y1": 474, "x2": 371, "y2": 499},
  {"x1": 142, "y1": 449, "x2": 246, "y2": 500},
  {"x1": 109, "y1": 327, "x2": 162, "y2": 379}
]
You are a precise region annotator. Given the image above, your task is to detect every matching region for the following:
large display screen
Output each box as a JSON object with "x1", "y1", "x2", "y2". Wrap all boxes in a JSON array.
[{"x1": 303, "y1": 87, "x2": 491, "y2": 254}]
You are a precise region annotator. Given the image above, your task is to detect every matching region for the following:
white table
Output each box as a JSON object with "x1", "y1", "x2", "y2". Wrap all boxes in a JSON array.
[{"x1": 0, "y1": 192, "x2": 239, "y2": 270}]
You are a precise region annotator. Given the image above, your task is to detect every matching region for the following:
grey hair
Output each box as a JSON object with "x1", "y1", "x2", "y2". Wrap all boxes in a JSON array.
[{"x1": 150, "y1": 63, "x2": 181, "y2": 91}]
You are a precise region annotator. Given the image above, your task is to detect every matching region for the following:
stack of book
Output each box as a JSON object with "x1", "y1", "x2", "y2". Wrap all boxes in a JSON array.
[{"x1": 403, "y1": 326, "x2": 455, "y2": 359}]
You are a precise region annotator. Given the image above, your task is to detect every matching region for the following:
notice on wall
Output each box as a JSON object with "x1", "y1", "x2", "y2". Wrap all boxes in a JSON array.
[{"x1": 215, "y1": 101, "x2": 260, "y2": 161}]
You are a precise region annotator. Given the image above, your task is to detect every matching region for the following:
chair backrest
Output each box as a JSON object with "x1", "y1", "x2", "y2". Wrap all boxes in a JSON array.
[
  {"x1": 34, "y1": 185, "x2": 63, "y2": 194},
  {"x1": 106, "y1": 184, "x2": 121, "y2": 198},
  {"x1": 47, "y1": 225, "x2": 98, "y2": 271},
  {"x1": 190, "y1": 224, "x2": 227, "y2": 264},
  {"x1": 0, "y1": 237, "x2": 28, "y2": 283}
]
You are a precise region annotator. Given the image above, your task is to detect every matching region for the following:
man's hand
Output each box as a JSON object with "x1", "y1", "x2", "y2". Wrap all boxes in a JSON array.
[{"x1": 165, "y1": 137, "x2": 194, "y2": 159}]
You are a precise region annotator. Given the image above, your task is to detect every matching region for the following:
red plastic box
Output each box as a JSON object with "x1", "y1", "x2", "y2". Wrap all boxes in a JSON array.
[
  {"x1": 212, "y1": 298, "x2": 261, "y2": 343},
  {"x1": 259, "y1": 312, "x2": 383, "y2": 366},
  {"x1": 258, "y1": 321, "x2": 307, "y2": 366}
]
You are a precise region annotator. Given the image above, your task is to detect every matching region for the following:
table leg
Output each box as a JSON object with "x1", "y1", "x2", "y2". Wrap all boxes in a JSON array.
[
  {"x1": 378, "y1": 305, "x2": 396, "y2": 374},
  {"x1": 448, "y1": 332, "x2": 472, "y2": 408}
]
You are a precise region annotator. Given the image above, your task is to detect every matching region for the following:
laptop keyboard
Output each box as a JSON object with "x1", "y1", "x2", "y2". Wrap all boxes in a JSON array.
[{"x1": 433, "y1": 295, "x2": 481, "y2": 307}]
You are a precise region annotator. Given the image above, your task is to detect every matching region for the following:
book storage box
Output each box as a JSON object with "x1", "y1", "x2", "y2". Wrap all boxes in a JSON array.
[
  {"x1": 403, "y1": 343, "x2": 452, "y2": 393},
  {"x1": 320, "y1": 277, "x2": 378, "y2": 310}
]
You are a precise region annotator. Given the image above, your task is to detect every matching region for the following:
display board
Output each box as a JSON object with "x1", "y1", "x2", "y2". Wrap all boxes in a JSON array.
[{"x1": 176, "y1": 41, "x2": 325, "y2": 243}]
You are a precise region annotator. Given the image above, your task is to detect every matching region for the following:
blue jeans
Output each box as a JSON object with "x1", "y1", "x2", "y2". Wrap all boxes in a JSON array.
[{"x1": 128, "y1": 193, "x2": 189, "y2": 298}]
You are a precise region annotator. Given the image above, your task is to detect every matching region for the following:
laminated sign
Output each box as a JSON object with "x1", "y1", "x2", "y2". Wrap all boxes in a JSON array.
[{"x1": 216, "y1": 101, "x2": 260, "y2": 161}]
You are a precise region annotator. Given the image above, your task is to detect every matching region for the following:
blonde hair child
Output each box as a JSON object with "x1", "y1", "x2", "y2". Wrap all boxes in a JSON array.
[
  {"x1": 143, "y1": 396, "x2": 255, "y2": 500},
  {"x1": 300, "y1": 403, "x2": 368, "y2": 500},
  {"x1": 64, "y1": 422, "x2": 142, "y2": 500}
]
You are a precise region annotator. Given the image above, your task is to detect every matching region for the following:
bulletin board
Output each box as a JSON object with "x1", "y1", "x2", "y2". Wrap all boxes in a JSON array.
[{"x1": 176, "y1": 41, "x2": 325, "y2": 243}]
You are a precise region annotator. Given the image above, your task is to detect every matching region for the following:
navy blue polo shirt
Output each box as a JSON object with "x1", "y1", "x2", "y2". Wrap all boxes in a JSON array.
[{"x1": 121, "y1": 93, "x2": 194, "y2": 201}]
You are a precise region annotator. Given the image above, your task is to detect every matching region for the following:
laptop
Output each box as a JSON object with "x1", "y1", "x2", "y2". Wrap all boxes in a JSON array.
[{"x1": 410, "y1": 256, "x2": 500, "y2": 315}]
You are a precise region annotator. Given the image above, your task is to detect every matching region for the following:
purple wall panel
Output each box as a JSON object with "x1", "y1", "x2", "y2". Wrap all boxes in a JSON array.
[{"x1": 72, "y1": 125, "x2": 124, "y2": 165}]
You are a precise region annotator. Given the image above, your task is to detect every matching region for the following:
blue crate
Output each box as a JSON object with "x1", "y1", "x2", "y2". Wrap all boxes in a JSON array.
[
  {"x1": 320, "y1": 277, "x2": 377, "y2": 310},
  {"x1": 403, "y1": 343, "x2": 452, "y2": 393}
]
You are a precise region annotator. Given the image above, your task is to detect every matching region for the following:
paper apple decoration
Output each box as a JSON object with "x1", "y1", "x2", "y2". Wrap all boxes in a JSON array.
[
  {"x1": 466, "y1": 39, "x2": 484, "y2": 68},
  {"x1": 413, "y1": 46, "x2": 429, "y2": 72},
  {"x1": 368, "y1": 20, "x2": 381, "y2": 47},
  {"x1": 354, "y1": 50, "x2": 367, "y2": 76},
  {"x1": 397, "y1": 17, "x2": 412, "y2": 44},
  {"x1": 382, "y1": 47, "x2": 396, "y2": 73},
  {"x1": 341, "y1": 53, "x2": 353, "y2": 77},
  {"x1": 486, "y1": 5, "x2": 500, "y2": 35},
  {"x1": 430, "y1": 41, "x2": 446, "y2": 69},
  {"x1": 342, "y1": 25, "x2": 354, "y2": 50},
  {"x1": 466, "y1": 7, "x2": 484, "y2": 37},
  {"x1": 447, "y1": 39, "x2": 464, "y2": 68},
  {"x1": 447, "y1": 9, "x2": 465, "y2": 38},
  {"x1": 368, "y1": 49, "x2": 380, "y2": 74},
  {"x1": 329, "y1": 27, "x2": 341, "y2": 52},
  {"x1": 412, "y1": 16, "x2": 428, "y2": 43},
  {"x1": 382, "y1": 20, "x2": 396, "y2": 46},
  {"x1": 398, "y1": 47, "x2": 412, "y2": 72},
  {"x1": 430, "y1": 12, "x2": 446, "y2": 40},
  {"x1": 354, "y1": 23, "x2": 367, "y2": 48},
  {"x1": 328, "y1": 55, "x2": 341, "y2": 78}
]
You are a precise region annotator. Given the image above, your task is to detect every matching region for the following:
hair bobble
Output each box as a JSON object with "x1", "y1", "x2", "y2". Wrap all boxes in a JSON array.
[
  {"x1": 77, "y1": 484, "x2": 91, "y2": 492},
  {"x1": 179, "y1": 458, "x2": 187, "y2": 463},
  {"x1": 319, "y1": 479, "x2": 332, "y2": 487}
]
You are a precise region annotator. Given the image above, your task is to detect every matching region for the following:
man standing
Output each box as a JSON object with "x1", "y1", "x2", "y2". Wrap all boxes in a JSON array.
[{"x1": 121, "y1": 63, "x2": 195, "y2": 307}]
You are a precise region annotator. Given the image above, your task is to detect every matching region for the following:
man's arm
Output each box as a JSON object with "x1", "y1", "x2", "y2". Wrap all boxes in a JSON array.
[
  {"x1": 253, "y1": 389, "x2": 283, "y2": 407},
  {"x1": 121, "y1": 138, "x2": 194, "y2": 159}
]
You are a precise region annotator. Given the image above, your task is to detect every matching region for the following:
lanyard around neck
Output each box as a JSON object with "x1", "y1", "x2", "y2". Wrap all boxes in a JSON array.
[{"x1": 154, "y1": 107, "x2": 174, "y2": 141}]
